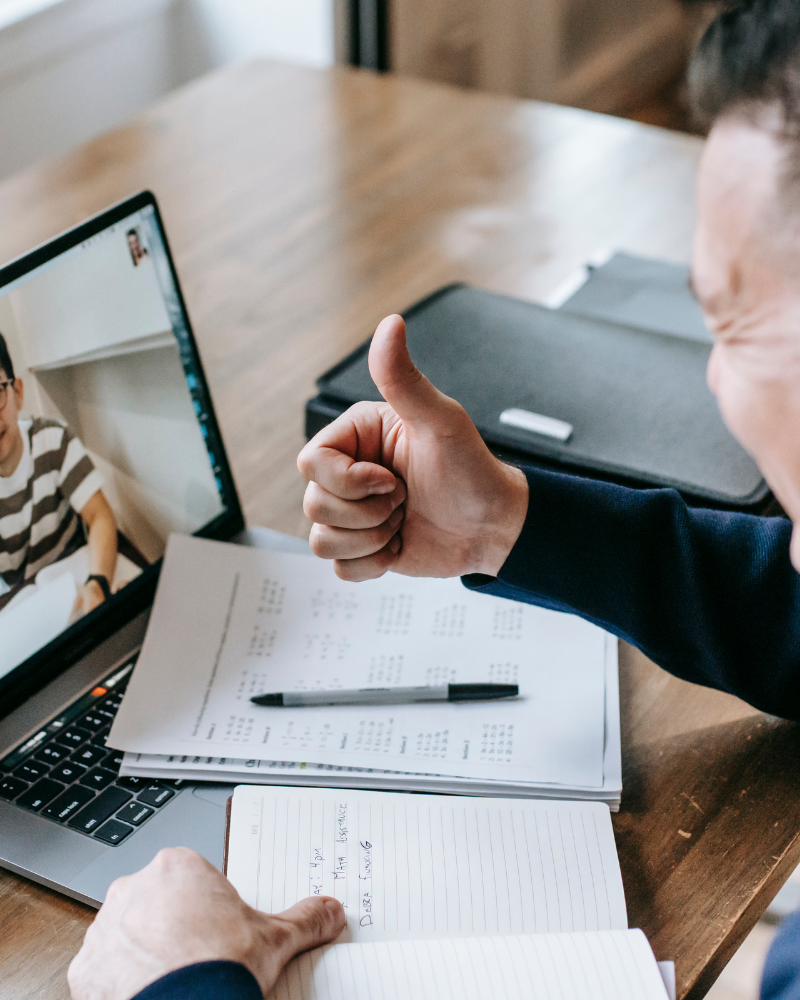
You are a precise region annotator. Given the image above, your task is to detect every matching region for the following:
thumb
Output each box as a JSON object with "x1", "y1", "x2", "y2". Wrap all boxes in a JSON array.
[
  {"x1": 270, "y1": 896, "x2": 346, "y2": 962},
  {"x1": 369, "y1": 314, "x2": 447, "y2": 425}
]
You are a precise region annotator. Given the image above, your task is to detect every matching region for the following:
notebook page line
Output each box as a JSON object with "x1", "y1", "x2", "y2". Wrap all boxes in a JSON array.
[
  {"x1": 589, "y1": 810, "x2": 611, "y2": 928},
  {"x1": 524, "y1": 810, "x2": 550, "y2": 930}
]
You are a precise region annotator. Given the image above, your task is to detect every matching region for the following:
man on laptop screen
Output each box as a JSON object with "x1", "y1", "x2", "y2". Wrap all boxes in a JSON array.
[{"x1": 0, "y1": 332, "x2": 118, "y2": 621}]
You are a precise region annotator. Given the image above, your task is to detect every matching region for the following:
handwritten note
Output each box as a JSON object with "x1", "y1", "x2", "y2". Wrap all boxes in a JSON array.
[{"x1": 226, "y1": 786, "x2": 628, "y2": 942}]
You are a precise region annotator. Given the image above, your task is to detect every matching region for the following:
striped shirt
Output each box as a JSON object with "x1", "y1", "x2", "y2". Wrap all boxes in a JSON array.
[{"x1": 0, "y1": 418, "x2": 103, "y2": 608}]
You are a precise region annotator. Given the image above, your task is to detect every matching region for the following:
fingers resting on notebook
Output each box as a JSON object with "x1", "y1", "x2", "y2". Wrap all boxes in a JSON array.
[
  {"x1": 67, "y1": 847, "x2": 345, "y2": 1000},
  {"x1": 298, "y1": 314, "x2": 530, "y2": 581}
]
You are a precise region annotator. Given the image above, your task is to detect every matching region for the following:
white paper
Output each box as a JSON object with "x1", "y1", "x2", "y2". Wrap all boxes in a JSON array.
[
  {"x1": 121, "y1": 637, "x2": 621, "y2": 807},
  {"x1": 121, "y1": 635, "x2": 621, "y2": 803},
  {"x1": 0, "y1": 572, "x2": 76, "y2": 680},
  {"x1": 658, "y1": 961, "x2": 676, "y2": 1000},
  {"x1": 268, "y1": 930, "x2": 667, "y2": 1000},
  {"x1": 110, "y1": 536, "x2": 608, "y2": 787},
  {"x1": 227, "y1": 786, "x2": 627, "y2": 940},
  {"x1": 0, "y1": 545, "x2": 142, "y2": 681}
]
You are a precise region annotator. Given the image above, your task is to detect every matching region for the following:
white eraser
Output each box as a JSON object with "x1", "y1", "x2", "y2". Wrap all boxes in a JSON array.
[{"x1": 499, "y1": 408, "x2": 573, "y2": 442}]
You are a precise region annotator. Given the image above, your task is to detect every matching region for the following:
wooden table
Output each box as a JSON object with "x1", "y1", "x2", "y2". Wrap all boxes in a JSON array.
[{"x1": 1, "y1": 60, "x2": 798, "y2": 1000}]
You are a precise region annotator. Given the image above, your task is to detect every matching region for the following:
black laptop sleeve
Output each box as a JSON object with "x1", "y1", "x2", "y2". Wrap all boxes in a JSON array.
[{"x1": 307, "y1": 278, "x2": 767, "y2": 511}]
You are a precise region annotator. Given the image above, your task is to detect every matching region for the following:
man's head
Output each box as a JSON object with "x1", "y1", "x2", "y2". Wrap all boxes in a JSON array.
[
  {"x1": 689, "y1": 1, "x2": 800, "y2": 567},
  {"x1": 0, "y1": 332, "x2": 24, "y2": 476},
  {"x1": 127, "y1": 229, "x2": 145, "y2": 266}
]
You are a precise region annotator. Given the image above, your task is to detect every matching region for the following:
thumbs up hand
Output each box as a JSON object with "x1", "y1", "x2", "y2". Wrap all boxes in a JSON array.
[{"x1": 298, "y1": 314, "x2": 529, "y2": 581}]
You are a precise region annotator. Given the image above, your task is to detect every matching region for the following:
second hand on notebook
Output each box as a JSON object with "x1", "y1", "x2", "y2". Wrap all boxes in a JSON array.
[{"x1": 250, "y1": 683, "x2": 519, "y2": 707}]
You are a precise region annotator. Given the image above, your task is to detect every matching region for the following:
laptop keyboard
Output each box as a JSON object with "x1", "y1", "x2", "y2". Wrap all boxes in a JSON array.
[{"x1": 0, "y1": 657, "x2": 184, "y2": 846}]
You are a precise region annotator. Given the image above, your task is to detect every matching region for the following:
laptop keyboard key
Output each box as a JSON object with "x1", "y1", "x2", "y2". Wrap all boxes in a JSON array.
[
  {"x1": 137, "y1": 785, "x2": 175, "y2": 808},
  {"x1": 0, "y1": 776, "x2": 29, "y2": 800},
  {"x1": 78, "y1": 711, "x2": 108, "y2": 731},
  {"x1": 72, "y1": 744, "x2": 106, "y2": 768},
  {"x1": 103, "y1": 750, "x2": 124, "y2": 771},
  {"x1": 94, "y1": 819, "x2": 134, "y2": 845},
  {"x1": 118, "y1": 776, "x2": 148, "y2": 790},
  {"x1": 79, "y1": 767, "x2": 117, "y2": 792},
  {"x1": 17, "y1": 778, "x2": 65, "y2": 811},
  {"x1": 13, "y1": 760, "x2": 49, "y2": 782},
  {"x1": 115, "y1": 802, "x2": 154, "y2": 826},
  {"x1": 34, "y1": 744, "x2": 68, "y2": 766},
  {"x1": 50, "y1": 761, "x2": 89, "y2": 783},
  {"x1": 53, "y1": 726, "x2": 91, "y2": 750},
  {"x1": 43, "y1": 786, "x2": 95, "y2": 822},
  {"x1": 90, "y1": 727, "x2": 111, "y2": 748},
  {"x1": 68, "y1": 786, "x2": 132, "y2": 833}
]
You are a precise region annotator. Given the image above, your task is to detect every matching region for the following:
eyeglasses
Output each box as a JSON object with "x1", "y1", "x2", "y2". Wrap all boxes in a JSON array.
[{"x1": 0, "y1": 380, "x2": 15, "y2": 410}]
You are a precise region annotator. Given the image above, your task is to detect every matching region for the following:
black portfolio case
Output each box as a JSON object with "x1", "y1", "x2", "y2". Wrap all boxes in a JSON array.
[{"x1": 306, "y1": 259, "x2": 769, "y2": 512}]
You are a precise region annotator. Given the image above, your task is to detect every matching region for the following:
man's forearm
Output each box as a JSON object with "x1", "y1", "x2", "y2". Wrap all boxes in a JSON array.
[
  {"x1": 87, "y1": 516, "x2": 117, "y2": 581},
  {"x1": 464, "y1": 466, "x2": 800, "y2": 719},
  {"x1": 83, "y1": 492, "x2": 117, "y2": 583}
]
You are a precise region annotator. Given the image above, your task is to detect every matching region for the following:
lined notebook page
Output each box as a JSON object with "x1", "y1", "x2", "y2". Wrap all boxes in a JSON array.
[
  {"x1": 227, "y1": 786, "x2": 627, "y2": 940},
  {"x1": 267, "y1": 929, "x2": 668, "y2": 1000}
]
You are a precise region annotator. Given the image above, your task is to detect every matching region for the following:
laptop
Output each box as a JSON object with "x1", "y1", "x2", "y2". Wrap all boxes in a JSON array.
[{"x1": 0, "y1": 191, "x2": 295, "y2": 906}]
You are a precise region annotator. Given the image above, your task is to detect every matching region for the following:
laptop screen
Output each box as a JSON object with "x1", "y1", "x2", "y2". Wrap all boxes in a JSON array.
[{"x1": 0, "y1": 193, "x2": 242, "y2": 710}]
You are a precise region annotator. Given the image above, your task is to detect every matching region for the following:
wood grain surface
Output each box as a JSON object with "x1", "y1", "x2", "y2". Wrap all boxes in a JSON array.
[{"x1": 0, "y1": 61, "x2": 794, "y2": 1000}]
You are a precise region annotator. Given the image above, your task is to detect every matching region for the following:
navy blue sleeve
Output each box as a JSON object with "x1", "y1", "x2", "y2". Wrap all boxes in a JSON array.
[
  {"x1": 463, "y1": 465, "x2": 800, "y2": 719},
  {"x1": 131, "y1": 961, "x2": 261, "y2": 1000},
  {"x1": 762, "y1": 910, "x2": 800, "y2": 999}
]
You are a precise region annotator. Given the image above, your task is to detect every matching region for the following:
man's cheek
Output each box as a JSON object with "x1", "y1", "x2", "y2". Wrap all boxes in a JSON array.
[
  {"x1": 706, "y1": 344, "x2": 722, "y2": 397},
  {"x1": 711, "y1": 362, "x2": 769, "y2": 462},
  {"x1": 713, "y1": 381, "x2": 752, "y2": 453}
]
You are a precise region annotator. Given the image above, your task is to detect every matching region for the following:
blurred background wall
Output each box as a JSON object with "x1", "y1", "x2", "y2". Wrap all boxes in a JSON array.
[
  {"x1": 0, "y1": 0, "x2": 338, "y2": 181},
  {"x1": 0, "y1": 0, "x2": 719, "y2": 185},
  {"x1": 391, "y1": 0, "x2": 698, "y2": 116}
]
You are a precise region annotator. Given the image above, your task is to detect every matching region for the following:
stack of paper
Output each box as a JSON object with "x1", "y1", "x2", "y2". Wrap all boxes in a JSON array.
[{"x1": 112, "y1": 535, "x2": 621, "y2": 808}]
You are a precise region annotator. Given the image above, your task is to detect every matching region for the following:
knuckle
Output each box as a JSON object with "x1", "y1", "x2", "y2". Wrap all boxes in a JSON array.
[
  {"x1": 372, "y1": 520, "x2": 395, "y2": 546},
  {"x1": 333, "y1": 559, "x2": 360, "y2": 582},
  {"x1": 104, "y1": 875, "x2": 129, "y2": 906},
  {"x1": 152, "y1": 847, "x2": 177, "y2": 870},
  {"x1": 308, "y1": 526, "x2": 331, "y2": 559},
  {"x1": 66, "y1": 956, "x2": 84, "y2": 992},
  {"x1": 303, "y1": 492, "x2": 326, "y2": 524},
  {"x1": 153, "y1": 845, "x2": 194, "y2": 875},
  {"x1": 268, "y1": 917, "x2": 294, "y2": 952},
  {"x1": 371, "y1": 496, "x2": 395, "y2": 523},
  {"x1": 301, "y1": 903, "x2": 330, "y2": 944},
  {"x1": 297, "y1": 446, "x2": 313, "y2": 479},
  {"x1": 351, "y1": 400, "x2": 380, "y2": 419},
  {"x1": 334, "y1": 558, "x2": 386, "y2": 583},
  {"x1": 175, "y1": 846, "x2": 202, "y2": 867}
]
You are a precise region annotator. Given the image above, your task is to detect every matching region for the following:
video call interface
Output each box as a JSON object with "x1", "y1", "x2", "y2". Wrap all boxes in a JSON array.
[{"x1": 0, "y1": 207, "x2": 226, "y2": 680}]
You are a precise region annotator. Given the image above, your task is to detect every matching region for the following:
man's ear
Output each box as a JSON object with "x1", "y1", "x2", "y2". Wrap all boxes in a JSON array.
[{"x1": 13, "y1": 378, "x2": 23, "y2": 410}]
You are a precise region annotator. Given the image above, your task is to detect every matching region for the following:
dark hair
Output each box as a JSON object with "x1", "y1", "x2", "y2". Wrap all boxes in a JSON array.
[
  {"x1": 689, "y1": 0, "x2": 800, "y2": 133},
  {"x1": 0, "y1": 332, "x2": 14, "y2": 381}
]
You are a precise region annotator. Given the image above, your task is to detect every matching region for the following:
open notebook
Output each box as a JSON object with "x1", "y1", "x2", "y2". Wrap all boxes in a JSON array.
[{"x1": 225, "y1": 786, "x2": 670, "y2": 1000}]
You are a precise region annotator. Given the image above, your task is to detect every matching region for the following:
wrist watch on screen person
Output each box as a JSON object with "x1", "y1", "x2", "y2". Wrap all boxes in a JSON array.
[{"x1": 86, "y1": 574, "x2": 112, "y2": 600}]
